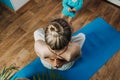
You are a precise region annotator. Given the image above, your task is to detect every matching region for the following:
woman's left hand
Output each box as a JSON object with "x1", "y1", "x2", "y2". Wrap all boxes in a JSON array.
[{"x1": 53, "y1": 59, "x2": 65, "y2": 68}]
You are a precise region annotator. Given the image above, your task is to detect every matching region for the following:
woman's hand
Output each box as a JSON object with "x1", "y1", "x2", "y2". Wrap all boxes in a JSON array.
[
  {"x1": 53, "y1": 58, "x2": 67, "y2": 68},
  {"x1": 53, "y1": 59, "x2": 63, "y2": 68},
  {"x1": 45, "y1": 57, "x2": 67, "y2": 68}
]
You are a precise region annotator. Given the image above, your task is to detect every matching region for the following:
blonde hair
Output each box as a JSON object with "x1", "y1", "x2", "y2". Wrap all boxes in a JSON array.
[{"x1": 45, "y1": 18, "x2": 72, "y2": 50}]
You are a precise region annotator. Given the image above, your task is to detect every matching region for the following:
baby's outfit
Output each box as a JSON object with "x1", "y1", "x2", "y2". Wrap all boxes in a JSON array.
[{"x1": 62, "y1": 0, "x2": 83, "y2": 18}]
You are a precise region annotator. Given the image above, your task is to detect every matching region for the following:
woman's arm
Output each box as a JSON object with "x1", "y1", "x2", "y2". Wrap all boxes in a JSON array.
[
  {"x1": 34, "y1": 40, "x2": 71, "y2": 68},
  {"x1": 34, "y1": 40, "x2": 56, "y2": 66},
  {"x1": 66, "y1": 43, "x2": 81, "y2": 62}
]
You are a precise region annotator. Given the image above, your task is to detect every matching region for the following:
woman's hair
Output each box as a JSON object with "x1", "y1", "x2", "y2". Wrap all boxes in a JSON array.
[{"x1": 45, "y1": 18, "x2": 72, "y2": 50}]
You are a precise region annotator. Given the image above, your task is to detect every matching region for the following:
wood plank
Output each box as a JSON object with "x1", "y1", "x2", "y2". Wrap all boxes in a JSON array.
[
  {"x1": 0, "y1": 11, "x2": 34, "y2": 42},
  {"x1": 20, "y1": 0, "x2": 59, "y2": 32},
  {"x1": 0, "y1": 27, "x2": 25, "y2": 57}
]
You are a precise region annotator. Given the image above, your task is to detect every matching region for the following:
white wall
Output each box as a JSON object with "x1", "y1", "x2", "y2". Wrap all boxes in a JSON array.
[
  {"x1": 10, "y1": 0, "x2": 30, "y2": 11},
  {"x1": 107, "y1": 0, "x2": 120, "y2": 6}
]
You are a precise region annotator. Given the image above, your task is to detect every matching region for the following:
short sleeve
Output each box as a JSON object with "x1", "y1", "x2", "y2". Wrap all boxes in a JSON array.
[
  {"x1": 34, "y1": 28, "x2": 45, "y2": 41},
  {"x1": 71, "y1": 33, "x2": 85, "y2": 48},
  {"x1": 62, "y1": 0, "x2": 69, "y2": 9}
]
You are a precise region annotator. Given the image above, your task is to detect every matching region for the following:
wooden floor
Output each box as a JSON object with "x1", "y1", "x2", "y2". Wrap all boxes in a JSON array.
[{"x1": 0, "y1": 0, "x2": 120, "y2": 79}]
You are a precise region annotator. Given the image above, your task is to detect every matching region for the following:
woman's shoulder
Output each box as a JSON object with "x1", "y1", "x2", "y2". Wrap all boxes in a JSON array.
[
  {"x1": 34, "y1": 40, "x2": 46, "y2": 51},
  {"x1": 69, "y1": 42, "x2": 80, "y2": 49},
  {"x1": 69, "y1": 42, "x2": 80, "y2": 55},
  {"x1": 35, "y1": 40, "x2": 54, "y2": 57}
]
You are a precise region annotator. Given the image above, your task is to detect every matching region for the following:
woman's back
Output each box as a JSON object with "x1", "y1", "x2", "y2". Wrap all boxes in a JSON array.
[{"x1": 35, "y1": 40, "x2": 81, "y2": 62}]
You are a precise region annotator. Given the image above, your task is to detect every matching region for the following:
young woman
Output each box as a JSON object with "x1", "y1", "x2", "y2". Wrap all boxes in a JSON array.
[{"x1": 34, "y1": 18, "x2": 85, "y2": 70}]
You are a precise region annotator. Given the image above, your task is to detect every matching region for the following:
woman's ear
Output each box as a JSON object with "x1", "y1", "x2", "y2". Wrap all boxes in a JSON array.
[{"x1": 15, "y1": 78, "x2": 30, "y2": 80}]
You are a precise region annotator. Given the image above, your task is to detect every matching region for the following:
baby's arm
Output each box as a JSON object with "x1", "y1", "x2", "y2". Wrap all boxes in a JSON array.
[{"x1": 62, "y1": 0, "x2": 71, "y2": 11}]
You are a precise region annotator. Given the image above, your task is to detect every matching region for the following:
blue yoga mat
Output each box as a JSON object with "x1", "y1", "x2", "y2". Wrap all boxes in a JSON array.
[{"x1": 11, "y1": 17, "x2": 120, "y2": 80}]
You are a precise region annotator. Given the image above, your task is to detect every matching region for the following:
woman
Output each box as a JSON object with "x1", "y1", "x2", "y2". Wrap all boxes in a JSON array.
[{"x1": 34, "y1": 18, "x2": 85, "y2": 70}]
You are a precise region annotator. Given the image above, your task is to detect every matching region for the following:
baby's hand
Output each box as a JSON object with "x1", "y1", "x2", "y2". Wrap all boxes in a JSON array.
[
  {"x1": 71, "y1": 8, "x2": 76, "y2": 13},
  {"x1": 68, "y1": 8, "x2": 72, "y2": 12}
]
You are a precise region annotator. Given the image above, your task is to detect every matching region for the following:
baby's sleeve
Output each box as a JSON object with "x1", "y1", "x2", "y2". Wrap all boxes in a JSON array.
[
  {"x1": 74, "y1": 0, "x2": 83, "y2": 11},
  {"x1": 34, "y1": 28, "x2": 45, "y2": 41},
  {"x1": 62, "y1": 0, "x2": 69, "y2": 9}
]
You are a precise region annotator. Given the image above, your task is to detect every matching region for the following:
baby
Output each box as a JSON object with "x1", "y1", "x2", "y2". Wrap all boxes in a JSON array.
[{"x1": 61, "y1": 0, "x2": 83, "y2": 24}]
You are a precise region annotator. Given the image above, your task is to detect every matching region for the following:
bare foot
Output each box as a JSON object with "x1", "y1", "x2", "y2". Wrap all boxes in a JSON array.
[
  {"x1": 60, "y1": 13, "x2": 66, "y2": 19},
  {"x1": 68, "y1": 17, "x2": 72, "y2": 24}
]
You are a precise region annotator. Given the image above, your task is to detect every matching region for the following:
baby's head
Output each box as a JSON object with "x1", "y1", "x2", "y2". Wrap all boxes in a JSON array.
[{"x1": 45, "y1": 18, "x2": 72, "y2": 50}]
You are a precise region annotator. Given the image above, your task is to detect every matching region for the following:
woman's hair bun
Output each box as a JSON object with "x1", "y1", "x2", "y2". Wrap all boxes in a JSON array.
[
  {"x1": 45, "y1": 18, "x2": 71, "y2": 50},
  {"x1": 48, "y1": 24, "x2": 60, "y2": 37}
]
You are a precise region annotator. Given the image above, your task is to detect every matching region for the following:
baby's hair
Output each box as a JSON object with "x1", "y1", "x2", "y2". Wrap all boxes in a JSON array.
[{"x1": 45, "y1": 18, "x2": 72, "y2": 50}]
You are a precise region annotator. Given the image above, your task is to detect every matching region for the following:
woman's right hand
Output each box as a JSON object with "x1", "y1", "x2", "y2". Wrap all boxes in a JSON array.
[
  {"x1": 53, "y1": 59, "x2": 65, "y2": 68},
  {"x1": 45, "y1": 57, "x2": 66, "y2": 68},
  {"x1": 44, "y1": 58, "x2": 60, "y2": 68}
]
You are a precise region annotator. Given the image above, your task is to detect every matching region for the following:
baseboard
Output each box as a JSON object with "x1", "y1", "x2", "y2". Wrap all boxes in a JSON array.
[
  {"x1": 0, "y1": 2, "x2": 16, "y2": 14},
  {"x1": 0, "y1": 0, "x2": 33, "y2": 14},
  {"x1": 103, "y1": 0, "x2": 120, "y2": 8},
  {"x1": 16, "y1": 0, "x2": 32, "y2": 13}
]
